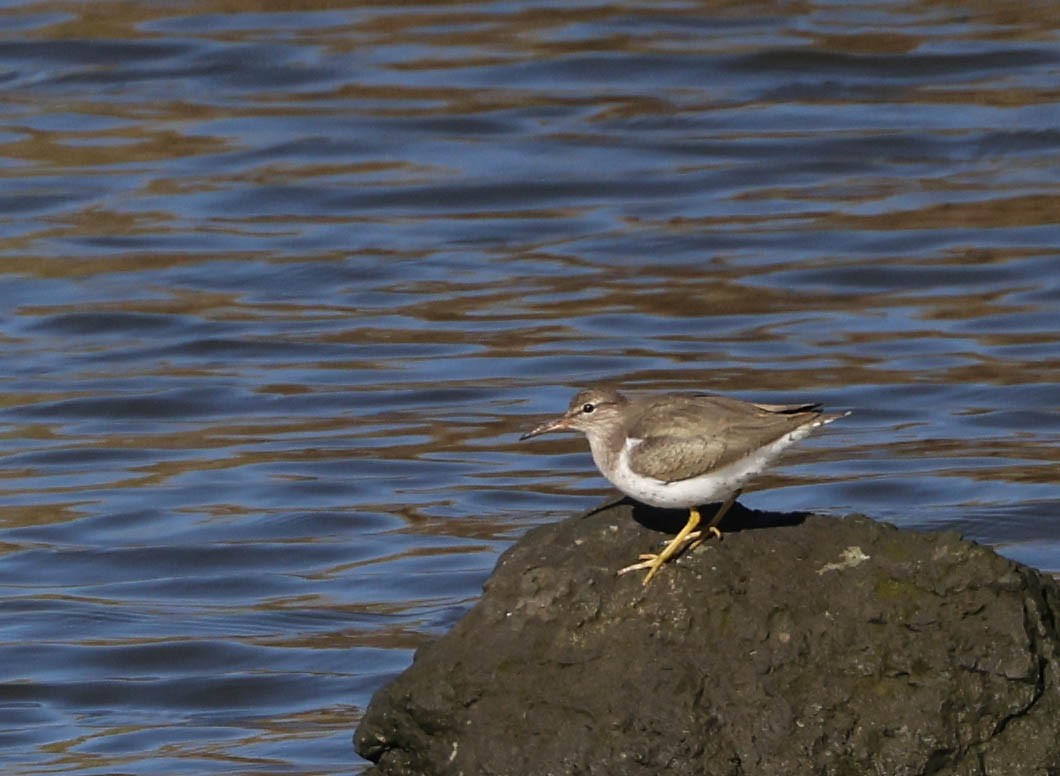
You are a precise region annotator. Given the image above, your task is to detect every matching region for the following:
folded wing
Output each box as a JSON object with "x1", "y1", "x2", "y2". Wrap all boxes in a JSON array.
[{"x1": 626, "y1": 394, "x2": 822, "y2": 483}]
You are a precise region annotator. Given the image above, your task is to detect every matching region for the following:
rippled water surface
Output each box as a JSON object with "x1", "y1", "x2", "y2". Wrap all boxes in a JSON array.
[{"x1": 1, "y1": 1, "x2": 1058, "y2": 772}]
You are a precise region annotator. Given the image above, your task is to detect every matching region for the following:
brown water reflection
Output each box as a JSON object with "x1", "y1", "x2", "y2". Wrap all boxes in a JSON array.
[{"x1": 0, "y1": 0, "x2": 1057, "y2": 773}]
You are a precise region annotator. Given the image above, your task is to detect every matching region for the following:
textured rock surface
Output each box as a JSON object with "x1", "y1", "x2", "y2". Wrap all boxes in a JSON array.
[{"x1": 355, "y1": 501, "x2": 1060, "y2": 775}]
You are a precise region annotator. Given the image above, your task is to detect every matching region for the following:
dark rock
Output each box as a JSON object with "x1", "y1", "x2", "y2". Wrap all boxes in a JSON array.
[{"x1": 355, "y1": 500, "x2": 1060, "y2": 775}]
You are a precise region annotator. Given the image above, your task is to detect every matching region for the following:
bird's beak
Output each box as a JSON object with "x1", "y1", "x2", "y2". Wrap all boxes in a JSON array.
[{"x1": 519, "y1": 415, "x2": 571, "y2": 441}]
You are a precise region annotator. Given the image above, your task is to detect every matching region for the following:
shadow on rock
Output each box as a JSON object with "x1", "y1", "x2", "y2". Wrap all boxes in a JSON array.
[{"x1": 617, "y1": 497, "x2": 808, "y2": 534}]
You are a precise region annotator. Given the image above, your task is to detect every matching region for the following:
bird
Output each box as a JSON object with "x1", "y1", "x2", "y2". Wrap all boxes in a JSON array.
[{"x1": 520, "y1": 386, "x2": 849, "y2": 584}]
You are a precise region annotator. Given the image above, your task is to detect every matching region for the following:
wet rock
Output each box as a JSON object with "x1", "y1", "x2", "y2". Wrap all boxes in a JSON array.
[{"x1": 355, "y1": 501, "x2": 1060, "y2": 775}]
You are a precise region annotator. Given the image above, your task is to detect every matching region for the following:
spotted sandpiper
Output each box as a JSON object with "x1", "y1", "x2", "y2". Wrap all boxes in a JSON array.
[{"x1": 521, "y1": 387, "x2": 849, "y2": 585}]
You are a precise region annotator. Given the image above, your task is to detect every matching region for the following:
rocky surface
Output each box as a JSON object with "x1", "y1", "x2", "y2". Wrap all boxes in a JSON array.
[{"x1": 355, "y1": 500, "x2": 1060, "y2": 775}]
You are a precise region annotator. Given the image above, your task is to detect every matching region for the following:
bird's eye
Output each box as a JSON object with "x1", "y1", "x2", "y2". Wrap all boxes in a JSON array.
[{"x1": 582, "y1": 403, "x2": 595, "y2": 414}]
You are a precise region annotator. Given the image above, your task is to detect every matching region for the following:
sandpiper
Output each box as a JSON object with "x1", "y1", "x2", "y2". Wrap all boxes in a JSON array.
[{"x1": 521, "y1": 387, "x2": 848, "y2": 584}]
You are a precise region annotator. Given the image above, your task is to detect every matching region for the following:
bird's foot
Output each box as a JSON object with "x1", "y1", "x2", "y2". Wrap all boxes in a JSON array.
[
  {"x1": 685, "y1": 525, "x2": 723, "y2": 550},
  {"x1": 617, "y1": 525, "x2": 722, "y2": 583}
]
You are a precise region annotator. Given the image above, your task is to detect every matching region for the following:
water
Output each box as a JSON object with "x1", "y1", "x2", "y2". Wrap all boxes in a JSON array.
[{"x1": 0, "y1": 1, "x2": 1057, "y2": 773}]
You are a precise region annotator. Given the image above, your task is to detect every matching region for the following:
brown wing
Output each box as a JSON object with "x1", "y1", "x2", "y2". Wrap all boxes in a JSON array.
[
  {"x1": 626, "y1": 394, "x2": 821, "y2": 483},
  {"x1": 627, "y1": 434, "x2": 731, "y2": 483}
]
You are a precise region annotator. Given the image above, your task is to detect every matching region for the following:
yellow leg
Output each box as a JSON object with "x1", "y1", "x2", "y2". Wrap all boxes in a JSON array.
[
  {"x1": 618, "y1": 507, "x2": 700, "y2": 585},
  {"x1": 642, "y1": 506, "x2": 700, "y2": 585},
  {"x1": 618, "y1": 490, "x2": 741, "y2": 585},
  {"x1": 686, "y1": 489, "x2": 740, "y2": 550}
]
